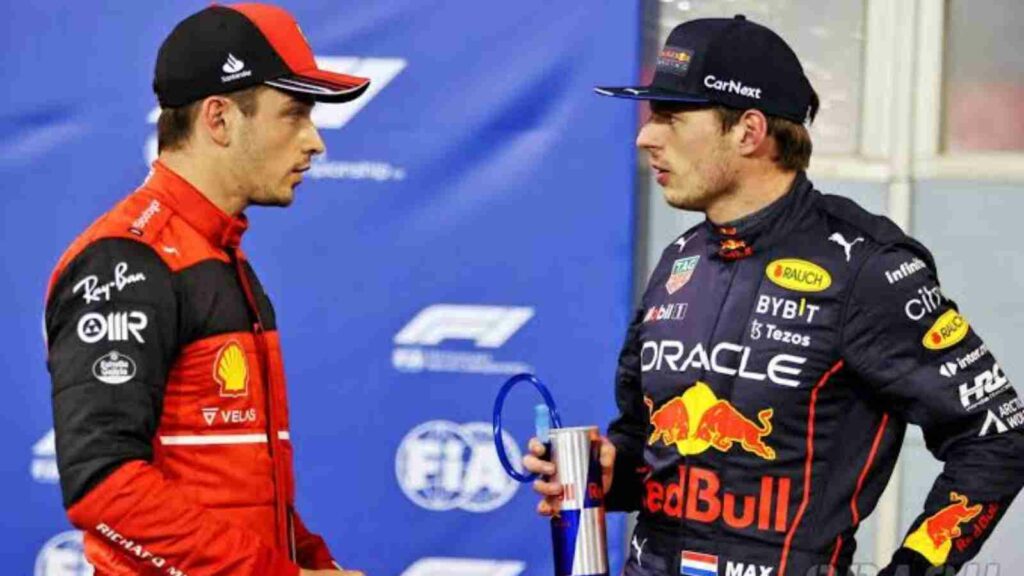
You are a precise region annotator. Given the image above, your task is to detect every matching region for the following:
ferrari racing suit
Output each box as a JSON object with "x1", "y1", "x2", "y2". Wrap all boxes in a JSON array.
[{"x1": 45, "y1": 161, "x2": 338, "y2": 575}]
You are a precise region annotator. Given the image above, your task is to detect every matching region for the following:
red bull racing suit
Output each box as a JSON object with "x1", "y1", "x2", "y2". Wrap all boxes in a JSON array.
[
  {"x1": 607, "y1": 172, "x2": 1024, "y2": 576},
  {"x1": 44, "y1": 161, "x2": 337, "y2": 575}
]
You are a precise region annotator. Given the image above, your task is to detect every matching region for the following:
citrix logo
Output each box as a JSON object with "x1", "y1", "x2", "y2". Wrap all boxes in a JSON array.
[{"x1": 904, "y1": 285, "x2": 944, "y2": 321}]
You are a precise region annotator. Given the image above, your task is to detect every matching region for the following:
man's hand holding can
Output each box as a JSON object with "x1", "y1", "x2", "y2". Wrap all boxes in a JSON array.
[{"x1": 522, "y1": 436, "x2": 617, "y2": 517}]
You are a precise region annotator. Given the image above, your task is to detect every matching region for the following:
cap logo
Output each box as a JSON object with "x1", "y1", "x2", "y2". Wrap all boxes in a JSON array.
[
  {"x1": 656, "y1": 47, "x2": 693, "y2": 77},
  {"x1": 704, "y1": 75, "x2": 762, "y2": 100},
  {"x1": 221, "y1": 53, "x2": 252, "y2": 83}
]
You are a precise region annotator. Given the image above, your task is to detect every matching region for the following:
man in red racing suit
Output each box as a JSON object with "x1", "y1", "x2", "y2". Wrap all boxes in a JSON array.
[{"x1": 44, "y1": 4, "x2": 371, "y2": 575}]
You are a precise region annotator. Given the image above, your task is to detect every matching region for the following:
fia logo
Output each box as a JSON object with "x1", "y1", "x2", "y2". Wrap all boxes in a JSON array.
[{"x1": 395, "y1": 421, "x2": 521, "y2": 512}]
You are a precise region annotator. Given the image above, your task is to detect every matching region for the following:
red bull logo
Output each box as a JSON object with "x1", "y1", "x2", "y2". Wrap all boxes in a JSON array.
[
  {"x1": 644, "y1": 465, "x2": 792, "y2": 532},
  {"x1": 645, "y1": 382, "x2": 775, "y2": 460},
  {"x1": 904, "y1": 492, "x2": 983, "y2": 566}
]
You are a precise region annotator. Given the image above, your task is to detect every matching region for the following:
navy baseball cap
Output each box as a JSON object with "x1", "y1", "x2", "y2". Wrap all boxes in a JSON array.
[{"x1": 596, "y1": 15, "x2": 817, "y2": 124}]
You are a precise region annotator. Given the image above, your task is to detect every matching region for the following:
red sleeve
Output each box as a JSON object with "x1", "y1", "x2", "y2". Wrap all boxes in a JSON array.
[
  {"x1": 291, "y1": 511, "x2": 338, "y2": 569},
  {"x1": 69, "y1": 461, "x2": 300, "y2": 576}
]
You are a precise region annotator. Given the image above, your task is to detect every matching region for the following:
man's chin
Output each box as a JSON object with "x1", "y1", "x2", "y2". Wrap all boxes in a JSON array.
[{"x1": 250, "y1": 192, "x2": 295, "y2": 208}]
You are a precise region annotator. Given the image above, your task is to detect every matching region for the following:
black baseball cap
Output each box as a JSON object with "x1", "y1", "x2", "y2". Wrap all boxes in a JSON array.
[
  {"x1": 596, "y1": 15, "x2": 817, "y2": 124},
  {"x1": 154, "y1": 3, "x2": 370, "y2": 108}
]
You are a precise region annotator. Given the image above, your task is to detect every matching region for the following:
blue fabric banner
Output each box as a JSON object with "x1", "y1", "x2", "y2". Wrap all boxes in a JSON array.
[{"x1": 1, "y1": 2, "x2": 638, "y2": 575}]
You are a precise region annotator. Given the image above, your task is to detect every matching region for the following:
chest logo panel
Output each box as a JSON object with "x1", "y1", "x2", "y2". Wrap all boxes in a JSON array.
[
  {"x1": 765, "y1": 258, "x2": 832, "y2": 293},
  {"x1": 645, "y1": 382, "x2": 775, "y2": 460},
  {"x1": 214, "y1": 341, "x2": 250, "y2": 398},
  {"x1": 666, "y1": 256, "x2": 701, "y2": 295}
]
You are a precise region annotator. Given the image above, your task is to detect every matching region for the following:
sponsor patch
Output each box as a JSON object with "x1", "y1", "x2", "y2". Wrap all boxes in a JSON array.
[
  {"x1": 940, "y1": 343, "x2": 988, "y2": 378},
  {"x1": 643, "y1": 303, "x2": 688, "y2": 323},
  {"x1": 923, "y1": 310, "x2": 969, "y2": 350},
  {"x1": 959, "y1": 363, "x2": 1010, "y2": 411},
  {"x1": 904, "y1": 492, "x2": 982, "y2": 566},
  {"x1": 904, "y1": 285, "x2": 944, "y2": 321},
  {"x1": 886, "y1": 257, "x2": 927, "y2": 285},
  {"x1": 755, "y1": 294, "x2": 820, "y2": 324},
  {"x1": 765, "y1": 259, "x2": 831, "y2": 293},
  {"x1": 641, "y1": 340, "x2": 807, "y2": 388},
  {"x1": 656, "y1": 46, "x2": 693, "y2": 76},
  {"x1": 92, "y1": 351, "x2": 136, "y2": 385},
  {"x1": 77, "y1": 311, "x2": 148, "y2": 344},
  {"x1": 129, "y1": 199, "x2": 161, "y2": 236},
  {"x1": 646, "y1": 382, "x2": 775, "y2": 460},
  {"x1": 750, "y1": 319, "x2": 811, "y2": 348},
  {"x1": 666, "y1": 256, "x2": 700, "y2": 294},
  {"x1": 214, "y1": 341, "x2": 249, "y2": 398},
  {"x1": 73, "y1": 261, "x2": 147, "y2": 304},
  {"x1": 704, "y1": 75, "x2": 762, "y2": 99}
]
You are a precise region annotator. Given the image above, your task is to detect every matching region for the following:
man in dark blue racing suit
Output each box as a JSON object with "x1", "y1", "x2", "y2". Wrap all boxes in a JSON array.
[{"x1": 524, "y1": 14, "x2": 1024, "y2": 576}]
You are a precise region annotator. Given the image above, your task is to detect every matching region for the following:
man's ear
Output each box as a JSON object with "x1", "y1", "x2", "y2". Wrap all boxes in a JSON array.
[
  {"x1": 196, "y1": 96, "x2": 233, "y2": 147},
  {"x1": 735, "y1": 108, "x2": 769, "y2": 157}
]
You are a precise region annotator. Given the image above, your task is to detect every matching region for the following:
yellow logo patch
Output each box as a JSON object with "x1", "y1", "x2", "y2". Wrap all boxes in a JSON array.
[
  {"x1": 214, "y1": 341, "x2": 249, "y2": 398},
  {"x1": 903, "y1": 492, "x2": 982, "y2": 566},
  {"x1": 923, "y1": 310, "x2": 969, "y2": 350},
  {"x1": 765, "y1": 259, "x2": 832, "y2": 293}
]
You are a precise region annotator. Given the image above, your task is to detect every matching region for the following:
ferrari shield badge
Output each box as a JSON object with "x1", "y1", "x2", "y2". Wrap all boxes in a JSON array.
[{"x1": 666, "y1": 256, "x2": 700, "y2": 294}]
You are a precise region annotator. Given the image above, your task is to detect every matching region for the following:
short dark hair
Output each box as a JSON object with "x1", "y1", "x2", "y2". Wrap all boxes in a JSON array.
[
  {"x1": 711, "y1": 105, "x2": 814, "y2": 172},
  {"x1": 156, "y1": 86, "x2": 262, "y2": 153},
  {"x1": 649, "y1": 96, "x2": 818, "y2": 172}
]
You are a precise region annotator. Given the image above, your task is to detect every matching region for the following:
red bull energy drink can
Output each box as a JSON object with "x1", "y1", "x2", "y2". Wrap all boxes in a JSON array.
[{"x1": 549, "y1": 426, "x2": 608, "y2": 576}]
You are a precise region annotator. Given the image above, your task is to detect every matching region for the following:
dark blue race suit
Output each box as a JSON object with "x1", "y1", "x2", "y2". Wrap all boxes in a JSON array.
[{"x1": 606, "y1": 172, "x2": 1024, "y2": 576}]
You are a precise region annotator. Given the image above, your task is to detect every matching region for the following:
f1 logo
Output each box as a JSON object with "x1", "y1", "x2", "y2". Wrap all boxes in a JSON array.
[{"x1": 394, "y1": 305, "x2": 534, "y2": 348}]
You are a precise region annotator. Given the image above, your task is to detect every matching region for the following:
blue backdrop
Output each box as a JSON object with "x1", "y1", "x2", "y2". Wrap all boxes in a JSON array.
[{"x1": 1, "y1": 2, "x2": 638, "y2": 575}]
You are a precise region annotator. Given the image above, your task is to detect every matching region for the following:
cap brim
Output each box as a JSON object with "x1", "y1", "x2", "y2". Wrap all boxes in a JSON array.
[
  {"x1": 594, "y1": 86, "x2": 710, "y2": 103},
  {"x1": 266, "y1": 67, "x2": 371, "y2": 103}
]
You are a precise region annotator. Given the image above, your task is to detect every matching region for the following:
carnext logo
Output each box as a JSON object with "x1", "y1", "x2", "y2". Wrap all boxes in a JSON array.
[{"x1": 704, "y1": 75, "x2": 762, "y2": 99}]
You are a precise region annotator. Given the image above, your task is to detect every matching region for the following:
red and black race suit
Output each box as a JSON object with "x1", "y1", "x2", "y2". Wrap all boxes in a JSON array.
[{"x1": 45, "y1": 161, "x2": 337, "y2": 575}]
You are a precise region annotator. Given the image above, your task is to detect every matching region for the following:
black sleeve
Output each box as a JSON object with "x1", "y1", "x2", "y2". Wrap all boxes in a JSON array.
[
  {"x1": 605, "y1": 308, "x2": 647, "y2": 512},
  {"x1": 46, "y1": 238, "x2": 179, "y2": 507},
  {"x1": 841, "y1": 244, "x2": 1024, "y2": 575}
]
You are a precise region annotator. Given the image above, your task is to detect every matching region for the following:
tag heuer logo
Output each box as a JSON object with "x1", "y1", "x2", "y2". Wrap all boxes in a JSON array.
[{"x1": 666, "y1": 256, "x2": 700, "y2": 294}]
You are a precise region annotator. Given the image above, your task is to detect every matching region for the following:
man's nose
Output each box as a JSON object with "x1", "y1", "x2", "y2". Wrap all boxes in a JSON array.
[{"x1": 636, "y1": 122, "x2": 660, "y2": 150}]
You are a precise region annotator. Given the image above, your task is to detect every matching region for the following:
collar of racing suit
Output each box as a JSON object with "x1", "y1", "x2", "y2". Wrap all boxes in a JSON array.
[
  {"x1": 707, "y1": 171, "x2": 811, "y2": 261},
  {"x1": 144, "y1": 160, "x2": 250, "y2": 248}
]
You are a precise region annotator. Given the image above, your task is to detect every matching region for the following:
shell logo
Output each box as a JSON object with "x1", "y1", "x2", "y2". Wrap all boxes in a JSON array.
[
  {"x1": 214, "y1": 341, "x2": 249, "y2": 398},
  {"x1": 923, "y1": 310, "x2": 969, "y2": 351},
  {"x1": 765, "y1": 259, "x2": 832, "y2": 293}
]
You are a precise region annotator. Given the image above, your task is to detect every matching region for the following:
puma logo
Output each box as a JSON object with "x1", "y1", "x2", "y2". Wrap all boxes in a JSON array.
[
  {"x1": 631, "y1": 534, "x2": 648, "y2": 568},
  {"x1": 829, "y1": 232, "x2": 864, "y2": 262}
]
